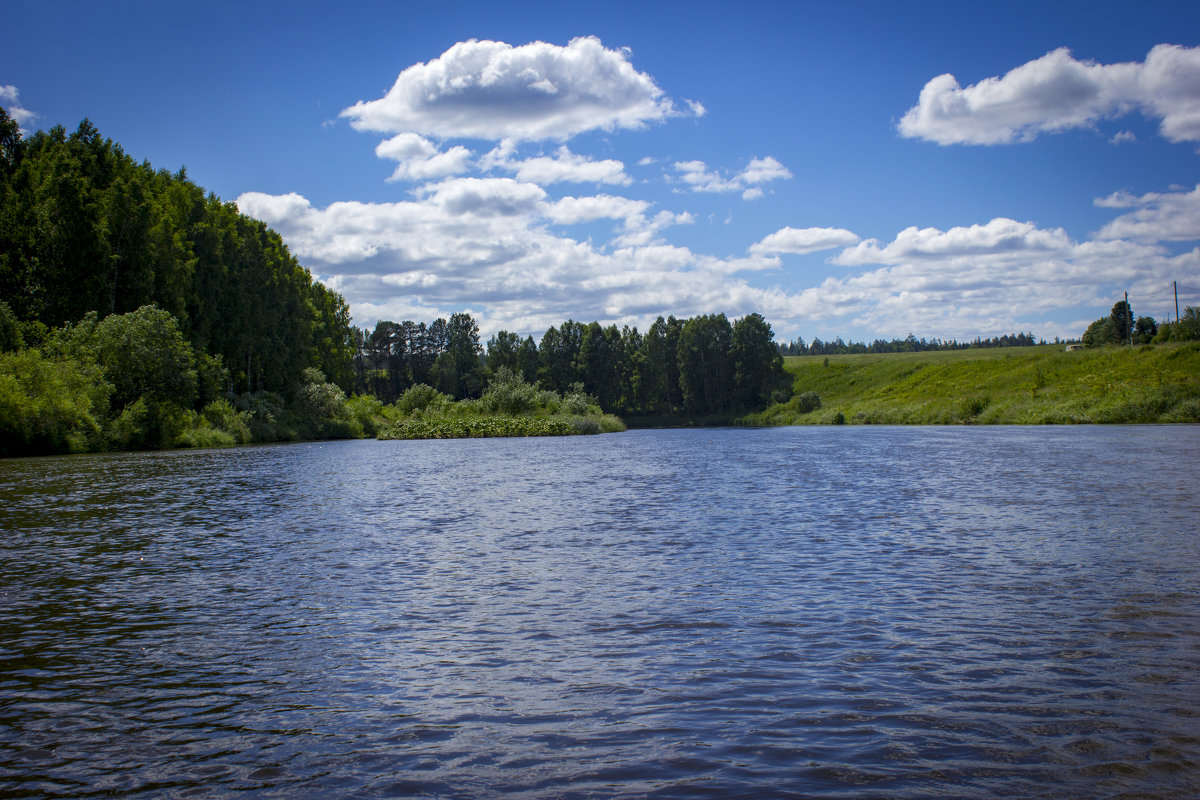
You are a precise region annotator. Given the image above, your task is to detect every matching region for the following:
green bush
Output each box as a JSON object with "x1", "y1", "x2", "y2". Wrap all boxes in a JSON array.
[
  {"x1": 108, "y1": 397, "x2": 189, "y2": 450},
  {"x1": 201, "y1": 398, "x2": 252, "y2": 444},
  {"x1": 345, "y1": 394, "x2": 399, "y2": 437},
  {"x1": 235, "y1": 391, "x2": 295, "y2": 442},
  {"x1": 396, "y1": 383, "x2": 451, "y2": 415},
  {"x1": 174, "y1": 413, "x2": 238, "y2": 449},
  {"x1": 0, "y1": 348, "x2": 109, "y2": 455},
  {"x1": 480, "y1": 366, "x2": 540, "y2": 414},
  {"x1": 794, "y1": 391, "x2": 822, "y2": 414}
]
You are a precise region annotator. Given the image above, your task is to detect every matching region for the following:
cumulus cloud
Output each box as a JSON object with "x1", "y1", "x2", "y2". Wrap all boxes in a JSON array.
[
  {"x1": 750, "y1": 226, "x2": 860, "y2": 256},
  {"x1": 340, "y1": 36, "x2": 688, "y2": 142},
  {"x1": 239, "y1": 181, "x2": 1192, "y2": 343},
  {"x1": 809, "y1": 217, "x2": 1186, "y2": 340},
  {"x1": 0, "y1": 85, "x2": 37, "y2": 133},
  {"x1": 483, "y1": 142, "x2": 630, "y2": 185},
  {"x1": 1094, "y1": 183, "x2": 1200, "y2": 241},
  {"x1": 237, "y1": 186, "x2": 806, "y2": 336},
  {"x1": 806, "y1": 217, "x2": 1190, "y2": 343},
  {"x1": 544, "y1": 194, "x2": 651, "y2": 225},
  {"x1": 375, "y1": 133, "x2": 473, "y2": 182},
  {"x1": 539, "y1": 192, "x2": 694, "y2": 246},
  {"x1": 834, "y1": 218, "x2": 1072, "y2": 266},
  {"x1": 899, "y1": 44, "x2": 1200, "y2": 145},
  {"x1": 673, "y1": 156, "x2": 792, "y2": 199}
]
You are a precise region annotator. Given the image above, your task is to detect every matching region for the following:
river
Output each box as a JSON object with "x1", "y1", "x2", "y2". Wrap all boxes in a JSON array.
[{"x1": 1, "y1": 426, "x2": 1198, "y2": 798}]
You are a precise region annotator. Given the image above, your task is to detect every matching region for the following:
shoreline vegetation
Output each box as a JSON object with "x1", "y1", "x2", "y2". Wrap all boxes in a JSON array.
[
  {"x1": 376, "y1": 370, "x2": 625, "y2": 440},
  {"x1": 4, "y1": 112, "x2": 1200, "y2": 458}
]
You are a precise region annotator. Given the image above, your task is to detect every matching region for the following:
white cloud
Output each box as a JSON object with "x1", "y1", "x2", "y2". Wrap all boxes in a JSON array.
[
  {"x1": 1094, "y1": 183, "x2": 1200, "y2": 241},
  {"x1": 673, "y1": 155, "x2": 792, "y2": 198},
  {"x1": 751, "y1": 226, "x2": 860, "y2": 256},
  {"x1": 899, "y1": 44, "x2": 1200, "y2": 145},
  {"x1": 834, "y1": 218, "x2": 1072, "y2": 266},
  {"x1": 807, "y1": 217, "x2": 1184, "y2": 340},
  {"x1": 740, "y1": 156, "x2": 792, "y2": 185},
  {"x1": 483, "y1": 143, "x2": 630, "y2": 185},
  {"x1": 340, "y1": 36, "x2": 689, "y2": 142},
  {"x1": 239, "y1": 183, "x2": 1191, "y2": 342},
  {"x1": 543, "y1": 194, "x2": 650, "y2": 225},
  {"x1": 375, "y1": 133, "x2": 473, "y2": 182},
  {"x1": 674, "y1": 160, "x2": 740, "y2": 192},
  {"x1": 417, "y1": 176, "x2": 548, "y2": 217},
  {"x1": 0, "y1": 85, "x2": 37, "y2": 132},
  {"x1": 237, "y1": 187, "x2": 804, "y2": 336}
]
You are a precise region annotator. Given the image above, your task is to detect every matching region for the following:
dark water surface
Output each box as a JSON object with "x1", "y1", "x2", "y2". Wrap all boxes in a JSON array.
[{"x1": 2, "y1": 426, "x2": 1198, "y2": 798}]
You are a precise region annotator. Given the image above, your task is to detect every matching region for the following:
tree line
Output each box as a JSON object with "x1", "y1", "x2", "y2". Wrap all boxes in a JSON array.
[
  {"x1": 778, "y1": 331, "x2": 1044, "y2": 356},
  {"x1": 355, "y1": 312, "x2": 792, "y2": 418}
]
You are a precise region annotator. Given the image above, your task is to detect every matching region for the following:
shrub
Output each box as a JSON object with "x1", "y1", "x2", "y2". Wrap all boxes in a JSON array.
[
  {"x1": 174, "y1": 412, "x2": 238, "y2": 449},
  {"x1": 396, "y1": 384, "x2": 450, "y2": 415},
  {"x1": 201, "y1": 398, "x2": 252, "y2": 444},
  {"x1": 562, "y1": 383, "x2": 600, "y2": 415},
  {"x1": 0, "y1": 349, "x2": 109, "y2": 455},
  {"x1": 235, "y1": 391, "x2": 295, "y2": 442},
  {"x1": 346, "y1": 394, "x2": 398, "y2": 437},
  {"x1": 794, "y1": 391, "x2": 822, "y2": 414},
  {"x1": 480, "y1": 366, "x2": 540, "y2": 414},
  {"x1": 108, "y1": 398, "x2": 189, "y2": 450}
]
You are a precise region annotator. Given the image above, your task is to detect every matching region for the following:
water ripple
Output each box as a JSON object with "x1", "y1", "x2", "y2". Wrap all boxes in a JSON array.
[{"x1": 1, "y1": 427, "x2": 1199, "y2": 798}]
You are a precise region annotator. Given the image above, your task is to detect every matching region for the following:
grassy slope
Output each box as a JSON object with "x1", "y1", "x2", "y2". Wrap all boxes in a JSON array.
[{"x1": 742, "y1": 342, "x2": 1200, "y2": 425}]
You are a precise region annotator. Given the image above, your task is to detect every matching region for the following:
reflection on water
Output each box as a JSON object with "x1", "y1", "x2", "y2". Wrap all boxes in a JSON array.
[{"x1": 1, "y1": 427, "x2": 1199, "y2": 798}]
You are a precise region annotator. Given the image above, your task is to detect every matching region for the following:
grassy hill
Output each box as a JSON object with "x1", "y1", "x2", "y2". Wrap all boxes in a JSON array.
[{"x1": 741, "y1": 342, "x2": 1200, "y2": 425}]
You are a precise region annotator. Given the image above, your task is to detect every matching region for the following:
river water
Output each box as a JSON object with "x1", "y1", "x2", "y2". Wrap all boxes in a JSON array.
[{"x1": 1, "y1": 426, "x2": 1198, "y2": 799}]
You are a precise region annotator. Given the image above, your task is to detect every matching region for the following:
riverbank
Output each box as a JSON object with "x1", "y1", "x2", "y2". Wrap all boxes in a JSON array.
[{"x1": 741, "y1": 342, "x2": 1200, "y2": 425}]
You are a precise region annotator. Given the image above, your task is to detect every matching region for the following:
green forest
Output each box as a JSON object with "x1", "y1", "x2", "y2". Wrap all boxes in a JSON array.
[{"x1": 0, "y1": 111, "x2": 786, "y2": 456}]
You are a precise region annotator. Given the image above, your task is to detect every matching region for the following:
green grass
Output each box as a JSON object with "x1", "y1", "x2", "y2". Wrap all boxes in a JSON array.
[{"x1": 739, "y1": 342, "x2": 1200, "y2": 425}]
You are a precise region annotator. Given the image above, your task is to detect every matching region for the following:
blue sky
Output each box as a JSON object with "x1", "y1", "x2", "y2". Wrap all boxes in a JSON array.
[{"x1": 4, "y1": 0, "x2": 1200, "y2": 343}]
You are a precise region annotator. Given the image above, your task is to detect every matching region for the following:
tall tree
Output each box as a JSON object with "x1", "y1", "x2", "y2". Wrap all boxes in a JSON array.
[
  {"x1": 732, "y1": 312, "x2": 785, "y2": 410},
  {"x1": 516, "y1": 335, "x2": 539, "y2": 384},
  {"x1": 677, "y1": 314, "x2": 733, "y2": 414},
  {"x1": 579, "y1": 322, "x2": 626, "y2": 413},
  {"x1": 538, "y1": 321, "x2": 584, "y2": 394},
  {"x1": 486, "y1": 330, "x2": 521, "y2": 374},
  {"x1": 1110, "y1": 300, "x2": 1134, "y2": 345}
]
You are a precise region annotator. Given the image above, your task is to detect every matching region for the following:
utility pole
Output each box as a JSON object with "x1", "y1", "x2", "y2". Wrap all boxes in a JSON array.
[{"x1": 1175, "y1": 280, "x2": 1180, "y2": 324}]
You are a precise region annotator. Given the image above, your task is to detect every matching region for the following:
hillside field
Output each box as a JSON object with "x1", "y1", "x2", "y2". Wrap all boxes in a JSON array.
[{"x1": 742, "y1": 342, "x2": 1200, "y2": 425}]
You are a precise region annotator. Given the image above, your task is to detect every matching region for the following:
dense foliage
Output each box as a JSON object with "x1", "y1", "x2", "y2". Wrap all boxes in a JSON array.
[
  {"x1": 0, "y1": 109, "x2": 364, "y2": 454},
  {"x1": 0, "y1": 109, "x2": 356, "y2": 396}
]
